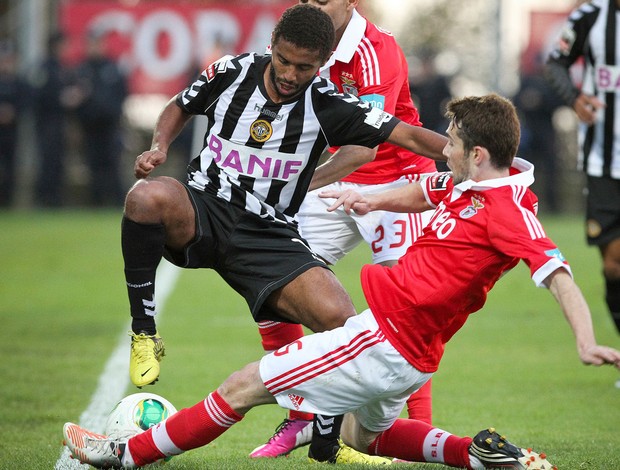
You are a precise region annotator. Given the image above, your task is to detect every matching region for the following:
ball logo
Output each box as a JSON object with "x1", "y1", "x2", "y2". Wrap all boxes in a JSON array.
[{"x1": 250, "y1": 119, "x2": 273, "y2": 142}]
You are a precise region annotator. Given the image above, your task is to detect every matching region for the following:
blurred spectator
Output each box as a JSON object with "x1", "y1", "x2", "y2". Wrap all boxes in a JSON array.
[
  {"x1": 31, "y1": 32, "x2": 75, "y2": 207},
  {"x1": 513, "y1": 58, "x2": 563, "y2": 213},
  {"x1": 0, "y1": 41, "x2": 29, "y2": 208},
  {"x1": 409, "y1": 49, "x2": 452, "y2": 171},
  {"x1": 72, "y1": 29, "x2": 128, "y2": 207}
]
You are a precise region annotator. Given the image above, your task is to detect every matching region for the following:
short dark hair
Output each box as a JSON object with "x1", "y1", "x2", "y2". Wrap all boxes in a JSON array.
[
  {"x1": 445, "y1": 93, "x2": 520, "y2": 169},
  {"x1": 272, "y1": 4, "x2": 335, "y2": 63}
]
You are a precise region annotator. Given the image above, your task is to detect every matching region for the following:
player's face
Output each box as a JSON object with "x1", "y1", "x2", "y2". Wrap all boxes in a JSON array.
[
  {"x1": 300, "y1": 0, "x2": 356, "y2": 36},
  {"x1": 267, "y1": 38, "x2": 324, "y2": 102},
  {"x1": 443, "y1": 121, "x2": 473, "y2": 184}
]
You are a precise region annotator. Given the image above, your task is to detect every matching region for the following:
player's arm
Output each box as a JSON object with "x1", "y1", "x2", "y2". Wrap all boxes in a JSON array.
[
  {"x1": 308, "y1": 146, "x2": 377, "y2": 191},
  {"x1": 544, "y1": 268, "x2": 620, "y2": 368},
  {"x1": 385, "y1": 121, "x2": 447, "y2": 161},
  {"x1": 134, "y1": 97, "x2": 193, "y2": 179},
  {"x1": 543, "y1": 9, "x2": 604, "y2": 125},
  {"x1": 320, "y1": 182, "x2": 431, "y2": 215}
]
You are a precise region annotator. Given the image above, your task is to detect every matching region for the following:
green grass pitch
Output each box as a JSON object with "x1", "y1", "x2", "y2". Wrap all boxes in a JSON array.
[{"x1": 0, "y1": 210, "x2": 618, "y2": 469}]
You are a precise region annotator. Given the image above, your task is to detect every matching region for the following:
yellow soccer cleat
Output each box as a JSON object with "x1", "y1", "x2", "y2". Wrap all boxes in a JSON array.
[
  {"x1": 309, "y1": 439, "x2": 392, "y2": 465},
  {"x1": 129, "y1": 331, "x2": 165, "y2": 388}
]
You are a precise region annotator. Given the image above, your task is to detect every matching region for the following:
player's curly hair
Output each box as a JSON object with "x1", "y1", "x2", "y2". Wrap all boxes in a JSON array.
[
  {"x1": 446, "y1": 94, "x2": 520, "y2": 169},
  {"x1": 272, "y1": 4, "x2": 335, "y2": 63}
]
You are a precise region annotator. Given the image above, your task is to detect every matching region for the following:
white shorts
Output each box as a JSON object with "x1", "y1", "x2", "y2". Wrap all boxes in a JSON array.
[
  {"x1": 259, "y1": 310, "x2": 432, "y2": 432},
  {"x1": 298, "y1": 176, "x2": 434, "y2": 265}
]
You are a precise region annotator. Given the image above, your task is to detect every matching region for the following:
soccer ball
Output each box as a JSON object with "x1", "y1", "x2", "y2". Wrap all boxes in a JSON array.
[{"x1": 105, "y1": 392, "x2": 177, "y2": 439}]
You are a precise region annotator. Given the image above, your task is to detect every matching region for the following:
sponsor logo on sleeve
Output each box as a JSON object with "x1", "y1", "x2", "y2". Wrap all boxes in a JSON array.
[
  {"x1": 360, "y1": 94, "x2": 386, "y2": 110},
  {"x1": 205, "y1": 55, "x2": 233, "y2": 82},
  {"x1": 429, "y1": 172, "x2": 451, "y2": 191},
  {"x1": 363, "y1": 106, "x2": 392, "y2": 129},
  {"x1": 558, "y1": 26, "x2": 576, "y2": 56},
  {"x1": 545, "y1": 248, "x2": 566, "y2": 263}
]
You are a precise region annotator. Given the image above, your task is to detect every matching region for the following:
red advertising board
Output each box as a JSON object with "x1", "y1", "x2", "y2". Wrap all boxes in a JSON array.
[
  {"x1": 60, "y1": 1, "x2": 290, "y2": 95},
  {"x1": 521, "y1": 10, "x2": 570, "y2": 75}
]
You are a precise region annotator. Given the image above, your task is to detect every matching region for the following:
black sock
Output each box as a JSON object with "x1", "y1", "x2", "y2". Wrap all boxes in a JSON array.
[
  {"x1": 605, "y1": 277, "x2": 620, "y2": 334},
  {"x1": 121, "y1": 217, "x2": 166, "y2": 335},
  {"x1": 308, "y1": 414, "x2": 343, "y2": 462}
]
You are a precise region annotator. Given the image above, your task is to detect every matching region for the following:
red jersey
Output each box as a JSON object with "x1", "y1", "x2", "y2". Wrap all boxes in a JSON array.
[
  {"x1": 320, "y1": 10, "x2": 436, "y2": 184},
  {"x1": 361, "y1": 159, "x2": 571, "y2": 373}
]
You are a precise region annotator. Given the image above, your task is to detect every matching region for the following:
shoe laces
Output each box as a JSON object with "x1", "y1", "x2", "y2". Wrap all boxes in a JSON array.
[
  {"x1": 84, "y1": 435, "x2": 123, "y2": 460},
  {"x1": 268, "y1": 419, "x2": 297, "y2": 442},
  {"x1": 130, "y1": 332, "x2": 156, "y2": 364}
]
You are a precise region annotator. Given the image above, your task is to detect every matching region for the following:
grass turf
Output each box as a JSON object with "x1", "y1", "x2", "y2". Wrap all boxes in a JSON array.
[{"x1": 0, "y1": 210, "x2": 618, "y2": 469}]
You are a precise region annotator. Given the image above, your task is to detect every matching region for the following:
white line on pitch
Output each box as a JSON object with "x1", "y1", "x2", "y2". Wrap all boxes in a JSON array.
[{"x1": 55, "y1": 260, "x2": 181, "y2": 469}]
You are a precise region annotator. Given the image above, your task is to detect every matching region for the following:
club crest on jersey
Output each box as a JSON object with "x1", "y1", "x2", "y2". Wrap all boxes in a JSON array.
[
  {"x1": 341, "y1": 75, "x2": 359, "y2": 96},
  {"x1": 459, "y1": 195, "x2": 484, "y2": 219},
  {"x1": 250, "y1": 119, "x2": 273, "y2": 142}
]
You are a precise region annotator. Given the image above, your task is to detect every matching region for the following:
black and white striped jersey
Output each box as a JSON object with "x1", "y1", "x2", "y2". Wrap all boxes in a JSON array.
[
  {"x1": 176, "y1": 53, "x2": 399, "y2": 225},
  {"x1": 547, "y1": 0, "x2": 620, "y2": 179}
]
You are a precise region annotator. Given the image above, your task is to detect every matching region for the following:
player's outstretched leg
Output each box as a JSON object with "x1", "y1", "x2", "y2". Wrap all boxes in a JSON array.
[
  {"x1": 469, "y1": 428, "x2": 557, "y2": 470},
  {"x1": 129, "y1": 331, "x2": 165, "y2": 388}
]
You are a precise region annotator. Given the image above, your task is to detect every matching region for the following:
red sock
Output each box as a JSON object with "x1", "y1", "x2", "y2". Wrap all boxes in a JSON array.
[
  {"x1": 368, "y1": 419, "x2": 472, "y2": 468},
  {"x1": 128, "y1": 391, "x2": 243, "y2": 466},
  {"x1": 257, "y1": 320, "x2": 304, "y2": 351},
  {"x1": 406, "y1": 379, "x2": 432, "y2": 424},
  {"x1": 257, "y1": 321, "x2": 313, "y2": 422}
]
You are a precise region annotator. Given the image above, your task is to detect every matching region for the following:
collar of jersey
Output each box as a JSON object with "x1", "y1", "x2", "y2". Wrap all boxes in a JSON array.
[
  {"x1": 449, "y1": 157, "x2": 535, "y2": 202},
  {"x1": 320, "y1": 9, "x2": 366, "y2": 72}
]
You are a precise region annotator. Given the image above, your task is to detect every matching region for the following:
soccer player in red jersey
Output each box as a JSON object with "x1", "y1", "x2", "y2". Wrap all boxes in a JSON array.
[
  {"x1": 64, "y1": 93, "x2": 620, "y2": 470},
  {"x1": 252, "y1": 0, "x2": 436, "y2": 458}
]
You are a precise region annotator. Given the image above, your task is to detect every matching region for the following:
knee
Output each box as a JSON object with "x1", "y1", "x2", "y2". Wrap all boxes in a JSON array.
[
  {"x1": 310, "y1": 295, "x2": 357, "y2": 332},
  {"x1": 124, "y1": 178, "x2": 175, "y2": 218},
  {"x1": 340, "y1": 413, "x2": 377, "y2": 452},
  {"x1": 216, "y1": 362, "x2": 275, "y2": 415}
]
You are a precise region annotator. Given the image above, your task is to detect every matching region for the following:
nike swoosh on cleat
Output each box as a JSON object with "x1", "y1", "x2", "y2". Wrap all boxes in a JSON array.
[{"x1": 141, "y1": 368, "x2": 153, "y2": 377}]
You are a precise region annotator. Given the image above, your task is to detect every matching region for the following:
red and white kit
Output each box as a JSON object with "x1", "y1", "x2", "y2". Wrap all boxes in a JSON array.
[
  {"x1": 298, "y1": 9, "x2": 436, "y2": 264},
  {"x1": 262, "y1": 159, "x2": 571, "y2": 430}
]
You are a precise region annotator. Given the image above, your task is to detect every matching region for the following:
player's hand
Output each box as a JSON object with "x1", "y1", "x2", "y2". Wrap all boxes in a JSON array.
[
  {"x1": 573, "y1": 93, "x2": 605, "y2": 125},
  {"x1": 578, "y1": 344, "x2": 620, "y2": 369},
  {"x1": 319, "y1": 189, "x2": 371, "y2": 215},
  {"x1": 134, "y1": 149, "x2": 167, "y2": 179}
]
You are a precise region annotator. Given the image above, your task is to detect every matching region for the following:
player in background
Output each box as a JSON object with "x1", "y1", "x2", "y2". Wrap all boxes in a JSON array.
[
  {"x1": 64, "y1": 93, "x2": 620, "y2": 470},
  {"x1": 251, "y1": 0, "x2": 437, "y2": 459},
  {"x1": 123, "y1": 4, "x2": 446, "y2": 464},
  {"x1": 544, "y1": 0, "x2": 620, "y2": 388}
]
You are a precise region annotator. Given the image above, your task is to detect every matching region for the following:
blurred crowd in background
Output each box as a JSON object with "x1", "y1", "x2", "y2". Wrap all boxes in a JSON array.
[{"x1": 0, "y1": 0, "x2": 584, "y2": 212}]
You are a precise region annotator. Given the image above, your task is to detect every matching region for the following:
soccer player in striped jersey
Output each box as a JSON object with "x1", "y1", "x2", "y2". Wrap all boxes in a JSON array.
[
  {"x1": 545, "y1": 0, "x2": 620, "y2": 388},
  {"x1": 65, "y1": 93, "x2": 620, "y2": 470},
  {"x1": 251, "y1": 0, "x2": 436, "y2": 460},
  {"x1": 122, "y1": 4, "x2": 445, "y2": 464}
]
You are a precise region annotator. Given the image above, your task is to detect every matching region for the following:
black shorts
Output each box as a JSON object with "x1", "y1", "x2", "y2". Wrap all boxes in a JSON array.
[
  {"x1": 163, "y1": 184, "x2": 328, "y2": 322},
  {"x1": 586, "y1": 175, "x2": 620, "y2": 246}
]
